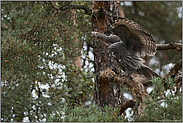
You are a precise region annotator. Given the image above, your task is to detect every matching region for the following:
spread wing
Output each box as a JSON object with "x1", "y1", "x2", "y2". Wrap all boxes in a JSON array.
[{"x1": 112, "y1": 18, "x2": 157, "y2": 57}]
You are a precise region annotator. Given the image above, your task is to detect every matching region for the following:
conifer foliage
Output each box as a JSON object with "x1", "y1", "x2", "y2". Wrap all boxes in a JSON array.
[{"x1": 1, "y1": 1, "x2": 182, "y2": 122}]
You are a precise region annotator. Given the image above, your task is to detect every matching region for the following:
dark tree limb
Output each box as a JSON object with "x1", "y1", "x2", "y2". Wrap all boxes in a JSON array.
[
  {"x1": 174, "y1": 78, "x2": 182, "y2": 96},
  {"x1": 156, "y1": 43, "x2": 182, "y2": 51},
  {"x1": 119, "y1": 100, "x2": 136, "y2": 114},
  {"x1": 81, "y1": 57, "x2": 94, "y2": 67},
  {"x1": 164, "y1": 59, "x2": 182, "y2": 77},
  {"x1": 174, "y1": 74, "x2": 182, "y2": 84}
]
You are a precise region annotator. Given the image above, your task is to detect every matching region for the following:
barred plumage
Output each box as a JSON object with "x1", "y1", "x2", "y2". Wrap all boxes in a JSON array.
[
  {"x1": 108, "y1": 42, "x2": 160, "y2": 79},
  {"x1": 112, "y1": 18, "x2": 157, "y2": 57},
  {"x1": 90, "y1": 18, "x2": 160, "y2": 79}
]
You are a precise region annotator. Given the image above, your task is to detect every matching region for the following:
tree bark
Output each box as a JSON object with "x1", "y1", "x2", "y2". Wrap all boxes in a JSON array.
[{"x1": 91, "y1": 1, "x2": 123, "y2": 107}]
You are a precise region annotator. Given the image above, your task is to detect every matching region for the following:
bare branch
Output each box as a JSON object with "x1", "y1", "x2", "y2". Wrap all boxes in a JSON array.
[
  {"x1": 156, "y1": 43, "x2": 182, "y2": 51},
  {"x1": 49, "y1": 1, "x2": 60, "y2": 10}
]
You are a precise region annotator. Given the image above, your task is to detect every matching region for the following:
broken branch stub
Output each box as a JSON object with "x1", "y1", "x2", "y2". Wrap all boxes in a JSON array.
[{"x1": 99, "y1": 68, "x2": 147, "y2": 101}]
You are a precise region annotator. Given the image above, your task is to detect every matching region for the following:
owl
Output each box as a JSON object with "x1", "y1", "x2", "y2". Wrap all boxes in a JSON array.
[{"x1": 90, "y1": 18, "x2": 160, "y2": 79}]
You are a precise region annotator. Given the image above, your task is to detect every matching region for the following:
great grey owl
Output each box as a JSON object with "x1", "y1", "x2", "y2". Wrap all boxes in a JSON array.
[{"x1": 90, "y1": 17, "x2": 160, "y2": 79}]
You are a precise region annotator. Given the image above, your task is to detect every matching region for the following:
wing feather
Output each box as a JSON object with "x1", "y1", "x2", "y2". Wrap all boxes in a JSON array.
[{"x1": 112, "y1": 18, "x2": 157, "y2": 57}]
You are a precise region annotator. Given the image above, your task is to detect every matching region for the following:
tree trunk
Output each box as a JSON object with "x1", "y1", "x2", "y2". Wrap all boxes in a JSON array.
[{"x1": 91, "y1": 1, "x2": 123, "y2": 107}]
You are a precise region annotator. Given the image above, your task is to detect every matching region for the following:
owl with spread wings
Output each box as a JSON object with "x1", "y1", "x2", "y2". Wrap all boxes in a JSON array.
[{"x1": 90, "y1": 17, "x2": 160, "y2": 79}]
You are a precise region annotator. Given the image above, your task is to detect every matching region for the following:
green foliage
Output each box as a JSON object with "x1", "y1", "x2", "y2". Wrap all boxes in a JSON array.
[
  {"x1": 46, "y1": 105, "x2": 128, "y2": 122},
  {"x1": 45, "y1": 78, "x2": 182, "y2": 122},
  {"x1": 1, "y1": 1, "x2": 93, "y2": 122},
  {"x1": 133, "y1": 77, "x2": 182, "y2": 122},
  {"x1": 1, "y1": 1, "x2": 182, "y2": 122}
]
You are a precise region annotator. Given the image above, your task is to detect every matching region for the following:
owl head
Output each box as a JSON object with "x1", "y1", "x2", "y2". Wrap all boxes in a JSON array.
[{"x1": 108, "y1": 42, "x2": 126, "y2": 63}]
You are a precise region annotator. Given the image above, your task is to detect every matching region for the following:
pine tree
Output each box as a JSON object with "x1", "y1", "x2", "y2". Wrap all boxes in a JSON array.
[{"x1": 1, "y1": 1, "x2": 182, "y2": 122}]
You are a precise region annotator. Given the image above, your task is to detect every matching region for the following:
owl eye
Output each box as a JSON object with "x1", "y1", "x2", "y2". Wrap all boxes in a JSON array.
[
  {"x1": 112, "y1": 51, "x2": 117, "y2": 56},
  {"x1": 111, "y1": 51, "x2": 117, "y2": 60}
]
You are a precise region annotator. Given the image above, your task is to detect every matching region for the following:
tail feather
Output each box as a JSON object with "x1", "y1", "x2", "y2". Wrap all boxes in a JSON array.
[{"x1": 137, "y1": 65, "x2": 161, "y2": 79}]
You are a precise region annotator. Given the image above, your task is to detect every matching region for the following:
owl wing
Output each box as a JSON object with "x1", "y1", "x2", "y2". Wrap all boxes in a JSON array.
[
  {"x1": 112, "y1": 18, "x2": 157, "y2": 57},
  {"x1": 108, "y1": 42, "x2": 160, "y2": 79}
]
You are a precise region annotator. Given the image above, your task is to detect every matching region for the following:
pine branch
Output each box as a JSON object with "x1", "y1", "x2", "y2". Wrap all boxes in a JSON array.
[
  {"x1": 50, "y1": 1, "x2": 92, "y2": 14},
  {"x1": 49, "y1": 1, "x2": 91, "y2": 22},
  {"x1": 60, "y1": 5, "x2": 92, "y2": 15}
]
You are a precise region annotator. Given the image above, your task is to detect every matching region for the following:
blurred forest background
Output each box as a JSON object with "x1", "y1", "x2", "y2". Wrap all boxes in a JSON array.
[{"x1": 1, "y1": 1, "x2": 182, "y2": 122}]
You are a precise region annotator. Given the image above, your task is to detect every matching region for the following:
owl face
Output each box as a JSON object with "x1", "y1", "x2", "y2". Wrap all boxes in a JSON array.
[
  {"x1": 110, "y1": 50, "x2": 121, "y2": 62},
  {"x1": 108, "y1": 42, "x2": 126, "y2": 63}
]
